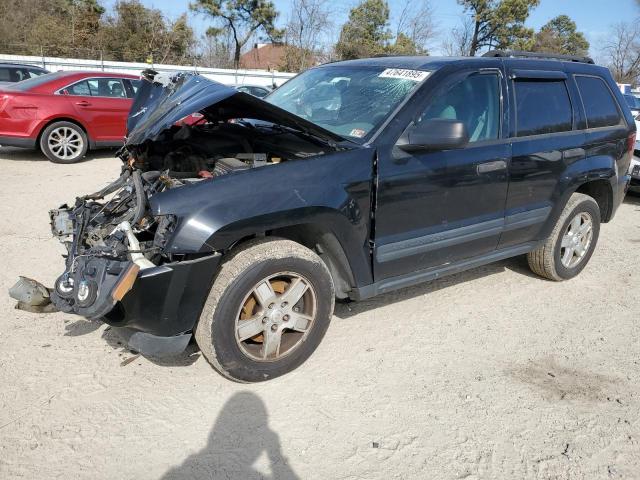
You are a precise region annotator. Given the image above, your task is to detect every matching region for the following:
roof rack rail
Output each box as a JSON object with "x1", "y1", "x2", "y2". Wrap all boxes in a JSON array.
[{"x1": 482, "y1": 50, "x2": 594, "y2": 65}]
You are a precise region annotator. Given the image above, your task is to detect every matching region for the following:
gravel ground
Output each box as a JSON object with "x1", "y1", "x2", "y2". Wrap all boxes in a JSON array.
[{"x1": 0, "y1": 147, "x2": 639, "y2": 480}]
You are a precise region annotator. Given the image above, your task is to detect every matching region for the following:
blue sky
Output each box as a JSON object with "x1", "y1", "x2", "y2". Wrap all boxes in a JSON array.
[{"x1": 103, "y1": 0, "x2": 639, "y2": 56}]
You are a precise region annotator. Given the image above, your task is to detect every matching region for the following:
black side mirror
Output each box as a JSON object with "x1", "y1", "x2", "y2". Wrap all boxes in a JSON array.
[{"x1": 397, "y1": 118, "x2": 469, "y2": 152}]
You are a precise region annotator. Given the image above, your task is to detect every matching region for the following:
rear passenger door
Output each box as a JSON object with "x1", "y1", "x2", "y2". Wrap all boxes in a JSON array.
[{"x1": 498, "y1": 67, "x2": 586, "y2": 249}]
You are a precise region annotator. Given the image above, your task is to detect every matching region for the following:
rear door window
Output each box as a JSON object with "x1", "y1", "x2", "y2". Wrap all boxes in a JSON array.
[
  {"x1": 0, "y1": 67, "x2": 11, "y2": 82},
  {"x1": 123, "y1": 79, "x2": 141, "y2": 98},
  {"x1": 514, "y1": 80, "x2": 573, "y2": 137},
  {"x1": 576, "y1": 76, "x2": 622, "y2": 128}
]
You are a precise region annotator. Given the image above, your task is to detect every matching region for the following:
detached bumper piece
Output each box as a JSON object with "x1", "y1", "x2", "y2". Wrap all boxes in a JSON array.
[
  {"x1": 111, "y1": 327, "x2": 192, "y2": 357},
  {"x1": 9, "y1": 276, "x2": 58, "y2": 313}
]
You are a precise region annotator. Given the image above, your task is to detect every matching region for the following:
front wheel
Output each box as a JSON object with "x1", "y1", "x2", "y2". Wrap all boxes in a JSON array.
[
  {"x1": 39, "y1": 121, "x2": 88, "y2": 164},
  {"x1": 195, "y1": 238, "x2": 335, "y2": 382},
  {"x1": 527, "y1": 193, "x2": 601, "y2": 281}
]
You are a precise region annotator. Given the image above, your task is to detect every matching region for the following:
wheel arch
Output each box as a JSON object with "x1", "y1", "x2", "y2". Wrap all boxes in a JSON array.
[
  {"x1": 555, "y1": 154, "x2": 617, "y2": 224},
  {"x1": 220, "y1": 222, "x2": 361, "y2": 300},
  {"x1": 574, "y1": 179, "x2": 614, "y2": 222},
  {"x1": 268, "y1": 224, "x2": 356, "y2": 299}
]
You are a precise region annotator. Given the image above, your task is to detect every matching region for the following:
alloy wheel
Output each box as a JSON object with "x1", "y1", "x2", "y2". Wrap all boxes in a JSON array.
[
  {"x1": 560, "y1": 212, "x2": 594, "y2": 268},
  {"x1": 48, "y1": 127, "x2": 83, "y2": 161},
  {"x1": 235, "y1": 272, "x2": 317, "y2": 362}
]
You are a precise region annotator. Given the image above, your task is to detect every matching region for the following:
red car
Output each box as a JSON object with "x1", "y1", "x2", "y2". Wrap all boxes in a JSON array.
[{"x1": 0, "y1": 71, "x2": 140, "y2": 163}]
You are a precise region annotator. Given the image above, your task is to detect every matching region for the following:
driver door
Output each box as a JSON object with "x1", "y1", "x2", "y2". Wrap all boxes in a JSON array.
[{"x1": 373, "y1": 68, "x2": 511, "y2": 281}]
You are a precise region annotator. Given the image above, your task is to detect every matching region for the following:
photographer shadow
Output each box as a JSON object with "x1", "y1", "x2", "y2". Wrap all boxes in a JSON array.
[{"x1": 160, "y1": 391, "x2": 299, "y2": 480}]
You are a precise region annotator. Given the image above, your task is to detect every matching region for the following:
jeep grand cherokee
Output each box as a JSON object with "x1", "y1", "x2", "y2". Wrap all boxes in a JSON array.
[{"x1": 16, "y1": 51, "x2": 635, "y2": 382}]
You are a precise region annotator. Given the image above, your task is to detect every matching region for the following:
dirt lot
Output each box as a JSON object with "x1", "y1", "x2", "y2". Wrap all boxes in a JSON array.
[{"x1": 0, "y1": 147, "x2": 639, "y2": 480}]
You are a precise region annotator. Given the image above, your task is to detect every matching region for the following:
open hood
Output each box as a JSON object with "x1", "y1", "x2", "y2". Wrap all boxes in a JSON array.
[{"x1": 126, "y1": 70, "x2": 347, "y2": 147}]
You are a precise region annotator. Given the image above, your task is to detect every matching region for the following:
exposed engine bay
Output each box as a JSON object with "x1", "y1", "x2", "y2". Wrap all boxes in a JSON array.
[
  {"x1": 10, "y1": 68, "x2": 352, "y2": 327},
  {"x1": 47, "y1": 119, "x2": 332, "y2": 319}
]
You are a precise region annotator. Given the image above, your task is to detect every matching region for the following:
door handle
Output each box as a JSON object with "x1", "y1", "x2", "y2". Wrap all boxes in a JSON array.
[
  {"x1": 477, "y1": 160, "x2": 507, "y2": 174},
  {"x1": 75, "y1": 101, "x2": 91, "y2": 107}
]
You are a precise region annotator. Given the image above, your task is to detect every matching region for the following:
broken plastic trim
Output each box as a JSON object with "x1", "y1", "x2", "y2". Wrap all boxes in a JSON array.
[{"x1": 9, "y1": 277, "x2": 57, "y2": 313}]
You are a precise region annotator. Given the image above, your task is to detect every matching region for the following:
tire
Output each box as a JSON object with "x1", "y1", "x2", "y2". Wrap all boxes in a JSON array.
[
  {"x1": 39, "y1": 121, "x2": 88, "y2": 164},
  {"x1": 195, "y1": 238, "x2": 335, "y2": 382},
  {"x1": 527, "y1": 193, "x2": 601, "y2": 281}
]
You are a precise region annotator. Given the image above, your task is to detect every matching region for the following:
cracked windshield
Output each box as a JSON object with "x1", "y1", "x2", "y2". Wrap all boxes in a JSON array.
[{"x1": 266, "y1": 66, "x2": 430, "y2": 141}]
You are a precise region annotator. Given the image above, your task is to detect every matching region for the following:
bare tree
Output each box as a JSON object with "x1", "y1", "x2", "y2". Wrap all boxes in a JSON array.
[
  {"x1": 441, "y1": 16, "x2": 474, "y2": 57},
  {"x1": 395, "y1": 0, "x2": 436, "y2": 53},
  {"x1": 190, "y1": 0, "x2": 283, "y2": 68},
  {"x1": 198, "y1": 30, "x2": 235, "y2": 68},
  {"x1": 282, "y1": 0, "x2": 332, "y2": 71},
  {"x1": 601, "y1": 22, "x2": 640, "y2": 84}
]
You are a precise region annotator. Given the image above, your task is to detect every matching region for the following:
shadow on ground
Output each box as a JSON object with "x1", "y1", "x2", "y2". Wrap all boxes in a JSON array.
[
  {"x1": 160, "y1": 391, "x2": 299, "y2": 480},
  {"x1": 0, "y1": 146, "x2": 116, "y2": 163}
]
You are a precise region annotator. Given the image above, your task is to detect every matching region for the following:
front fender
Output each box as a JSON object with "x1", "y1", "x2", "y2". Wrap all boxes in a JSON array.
[{"x1": 149, "y1": 148, "x2": 375, "y2": 278}]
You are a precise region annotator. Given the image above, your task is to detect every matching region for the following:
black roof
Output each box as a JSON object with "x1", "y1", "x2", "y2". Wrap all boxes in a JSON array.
[{"x1": 322, "y1": 53, "x2": 603, "y2": 72}]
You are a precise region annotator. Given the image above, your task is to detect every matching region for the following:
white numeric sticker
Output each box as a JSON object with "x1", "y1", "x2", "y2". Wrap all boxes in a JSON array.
[{"x1": 378, "y1": 68, "x2": 430, "y2": 82}]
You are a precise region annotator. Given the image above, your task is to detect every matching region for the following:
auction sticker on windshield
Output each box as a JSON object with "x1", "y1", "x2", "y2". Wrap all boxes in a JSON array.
[{"x1": 379, "y1": 69, "x2": 430, "y2": 82}]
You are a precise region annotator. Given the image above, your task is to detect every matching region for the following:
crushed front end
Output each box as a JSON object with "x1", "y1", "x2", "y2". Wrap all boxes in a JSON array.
[
  {"x1": 15, "y1": 69, "x2": 347, "y2": 357},
  {"x1": 46, "y1": 162, "x2": 221, "y2": 355}
]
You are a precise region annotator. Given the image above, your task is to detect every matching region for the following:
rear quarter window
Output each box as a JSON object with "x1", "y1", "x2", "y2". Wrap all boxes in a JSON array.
[
  {"x1": 514, "y1": 80, "x2": 573, "y2": 137},
  {"x1": 576, "y1": 76, "x2": 622, "y2": 129}
]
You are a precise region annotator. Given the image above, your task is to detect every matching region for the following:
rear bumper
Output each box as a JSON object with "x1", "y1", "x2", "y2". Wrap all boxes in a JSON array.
[
  {"x1": 102, "y1": 253, "x2": 221, "y2": 352},
  {"x1": 0, "y1": 135, "x2": 36, "y2": 148}
]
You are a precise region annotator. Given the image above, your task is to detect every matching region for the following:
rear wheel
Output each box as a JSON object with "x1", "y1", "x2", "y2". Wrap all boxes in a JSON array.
[
  {"x1": 527, "y1": 193, "x2": 600, "y2": 281},
  {"x1": 40, "y1": 121, "x2": 88, "y2": 164},
  {"x1": 195, "y1": 238, "x2": 335, "y2": 382}
]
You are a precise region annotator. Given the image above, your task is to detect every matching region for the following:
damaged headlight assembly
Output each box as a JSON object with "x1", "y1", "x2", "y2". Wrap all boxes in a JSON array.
[
  {"x1": 11, "y1": 159, "x2": 186, "y2": 318},
  {"x1": 47, "y1": 169, "x2": 170, "y2": 318}
]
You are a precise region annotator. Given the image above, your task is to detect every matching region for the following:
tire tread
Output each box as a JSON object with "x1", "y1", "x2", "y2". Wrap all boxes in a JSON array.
[
  {"x1": 527, "y1": 193, "x2": 599, "y2": 281},
  {"x1": 195, "y1": 237, "x2": 334, "y2": 382}
]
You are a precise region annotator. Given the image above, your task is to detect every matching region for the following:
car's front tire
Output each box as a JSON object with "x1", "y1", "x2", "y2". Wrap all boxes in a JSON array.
[
  {"x1": 527, "y1": 193, "x2": 601, "y2": 281},
  {"x1": 195, "y1": 238, "x2": 335, "y2": 382},
  {"x1": 39, "y1": 121, "x2": 88, "y2": 164}
]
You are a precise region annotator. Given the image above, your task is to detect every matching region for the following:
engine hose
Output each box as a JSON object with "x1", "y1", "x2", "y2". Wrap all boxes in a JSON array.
[
  {"x1": 142, "y1": 171, "x2": 162, "y2": 182},
  {"x1": 85, "y1": 169, "x2": 131, "y2": 200},
  {"x1": 130, "y1": 169, "x2": 146, "y2": 226}
]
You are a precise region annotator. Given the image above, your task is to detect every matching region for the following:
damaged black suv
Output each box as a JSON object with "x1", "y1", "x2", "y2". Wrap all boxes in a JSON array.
[{"x1": 20, "y1": 51, "x2": 635, "y2": 382}]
